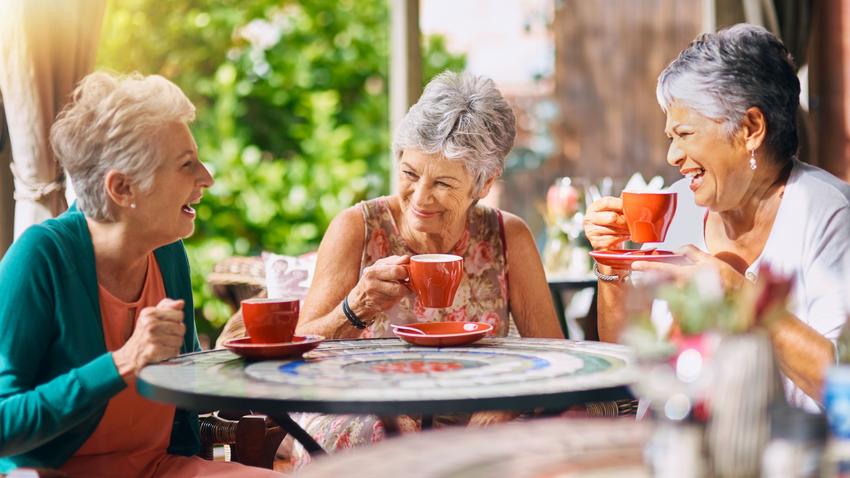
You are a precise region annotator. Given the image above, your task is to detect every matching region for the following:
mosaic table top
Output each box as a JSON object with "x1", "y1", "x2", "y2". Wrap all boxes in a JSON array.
[
  {"x1": 138, "y1": 338, "x2": 636, "y2": 415},
  {"x1": 297, "y1": 417, "x2": 651, "y2": 478}
]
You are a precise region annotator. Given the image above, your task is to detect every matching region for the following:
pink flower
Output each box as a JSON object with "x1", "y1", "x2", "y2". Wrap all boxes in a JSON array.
[
  {"x1": 546, "y1": 180, "x2": 579, "y2": 218},
  {"x1": 366, "y1": 228, "x2": 389, "y2": 262},
  {"x1": 446, "y1": 306, "x2": 468, "y2": 322},
  {"x1": 452, "y1": 229, "x2": 470, "y2": 255},
  {"x1": 753, "y1": 263, "x2": 794, "y2": 325},
  {"x1": 466, "y1": 240, "x2": 494, "y2": 276},
  {"x1": 413, "y1": 297, "x2": 427, "y2": 318},
  {"x1": 371, "y1": 420, "x2": 385, "y2": 443},
  {"x1": 335, "y1": 431, "x2": 352, "y2": 449},
  {"x1": 480, "y1": 312, "x2": 500, "y2": 332},
  {"x1": 498, "y1": 271, "x2": 508, "y2": 300}
]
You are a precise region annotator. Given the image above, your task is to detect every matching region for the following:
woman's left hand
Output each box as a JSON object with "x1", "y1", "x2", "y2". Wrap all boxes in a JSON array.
[{"x1": 631, "y1": 245, "x2": 747, "y2": 292}]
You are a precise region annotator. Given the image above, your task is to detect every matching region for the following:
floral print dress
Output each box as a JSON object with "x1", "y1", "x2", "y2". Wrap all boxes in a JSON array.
[
  {"x1": 359, "y1": 196, "x2": 510, "y2": 338},
  {"x1": 284, "y1": 197, "x2": 511, "y2": 469}
]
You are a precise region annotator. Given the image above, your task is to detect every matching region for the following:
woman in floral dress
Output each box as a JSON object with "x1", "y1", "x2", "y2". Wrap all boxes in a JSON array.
[{"x1": 289, "y1": 71, "x2": 563, "y2": 468}]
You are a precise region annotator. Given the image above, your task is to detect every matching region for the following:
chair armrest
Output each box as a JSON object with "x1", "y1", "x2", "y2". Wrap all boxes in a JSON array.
[{"x1": 199, "y1": 412, "x2": 285, "y2": 470}]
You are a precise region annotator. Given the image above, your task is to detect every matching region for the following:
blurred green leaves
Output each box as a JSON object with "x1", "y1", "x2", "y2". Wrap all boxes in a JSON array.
[{"x1": 97, "y1": 0, "x2": 464, "y2": 338}]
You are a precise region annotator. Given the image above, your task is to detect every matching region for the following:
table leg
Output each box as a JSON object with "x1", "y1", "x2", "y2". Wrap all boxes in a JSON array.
[
  {"x1": 379, "y1": 416, "x2": 401, "y2": 437},
  {"x1": 421, "y1": 415, "x2": 433, "y2": 430},
  {"x1": 267, "y1": 413, "x2": 327, "y2": 456}
]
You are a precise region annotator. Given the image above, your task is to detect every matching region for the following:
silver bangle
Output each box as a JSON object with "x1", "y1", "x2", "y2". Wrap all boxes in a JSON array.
[{"x1": 593, "y1": 262, "x2": 630, "y2": 282}]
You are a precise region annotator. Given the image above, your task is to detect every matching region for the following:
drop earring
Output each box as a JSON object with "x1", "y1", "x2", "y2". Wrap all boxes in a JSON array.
[
  {"x1": 749, "y1": 149, "x2": 757, "y2": 170},
  {"x1": 130, "y1": 203, "x2": 137, "y2": 209}
]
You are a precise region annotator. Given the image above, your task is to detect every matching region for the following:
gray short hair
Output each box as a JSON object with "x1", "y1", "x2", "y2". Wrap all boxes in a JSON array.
[
  {"x1": 656, "y1": 23, "x2": 800, "y2": 162},
  {"x1": 392, "y1": 71, "x2": 516, "y2": 194},
  {"x1": 50, "y1": 71, "x2": 195, "y2": 221}
]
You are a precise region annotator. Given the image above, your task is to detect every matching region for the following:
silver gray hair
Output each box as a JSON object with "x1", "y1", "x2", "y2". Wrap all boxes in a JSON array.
[
  {"x1": 50, "y1": 71, "x2": 195, "y2": 222},
  {"x1": 656, "y1": 23, "x2": 799, "y2": 162},
  {"x1": 392, "y1": 71, "x2": 516, "y2": 194}
]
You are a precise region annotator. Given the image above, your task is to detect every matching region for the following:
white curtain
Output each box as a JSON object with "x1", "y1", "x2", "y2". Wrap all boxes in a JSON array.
[
  {"x1": 0, "y1": 0, "x2": 106, "y2": 238},
  {"x1": 0, "y1": 96, "x2": 12, "y2": 256}
]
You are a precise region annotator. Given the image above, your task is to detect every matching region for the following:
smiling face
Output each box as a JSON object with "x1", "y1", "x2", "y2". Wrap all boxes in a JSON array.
[
  {"x1": 665, "y1": 102, "x2": 752, "y2": 211},
  {"x1": 398, "y1": 150, "x2": 491, "y2": 236},
  {"x1": 132, "y1": 122, "x2": 213, "y2": 243}
]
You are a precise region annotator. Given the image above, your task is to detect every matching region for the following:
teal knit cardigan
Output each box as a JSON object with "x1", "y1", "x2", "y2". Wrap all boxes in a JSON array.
[{"x1": 0, "y1": 206, "x2": 200, "y2": 471}]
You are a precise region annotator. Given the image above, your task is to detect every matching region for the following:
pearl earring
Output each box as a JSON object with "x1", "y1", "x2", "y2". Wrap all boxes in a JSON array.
[
  {"x1": 749, "y1": 149, "x2": 757, "y2": 170},
  {"x1": 130, "y1": 203, "x2": 137, "y2": 209}
]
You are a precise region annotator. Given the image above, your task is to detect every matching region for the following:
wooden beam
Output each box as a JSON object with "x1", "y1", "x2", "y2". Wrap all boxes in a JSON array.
[
  {"x1": 389, "y1": 0, "x2": 421, "y2": 193},
  {"x1": 809, "y1": 0, "x2": 850, "y2": 180}
]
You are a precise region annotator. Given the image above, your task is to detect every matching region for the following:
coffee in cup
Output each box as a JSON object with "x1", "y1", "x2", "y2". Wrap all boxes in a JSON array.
[
  {"x1": 241, "y1": 297, "x2": 300, "y2": 344},
  {"x1": 408, "y1": 254, "x2": 464, "y2": 308},
  {"x1": 621, "y1": 190, "x2": 677, "y2": 243}
]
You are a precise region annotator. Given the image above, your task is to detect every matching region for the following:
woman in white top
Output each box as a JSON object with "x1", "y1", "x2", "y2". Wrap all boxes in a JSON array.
[{"x1": 583, "y1": 24, "x2": 850, "y2": 411}]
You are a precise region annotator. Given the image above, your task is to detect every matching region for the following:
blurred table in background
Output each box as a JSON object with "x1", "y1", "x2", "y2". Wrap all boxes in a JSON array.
[
  {"x1": 297, "y1": 417, "x2": 651, "y2": 478},
  {"x1": 547, "y1": 274, "x2": 597, "y2": 340}
]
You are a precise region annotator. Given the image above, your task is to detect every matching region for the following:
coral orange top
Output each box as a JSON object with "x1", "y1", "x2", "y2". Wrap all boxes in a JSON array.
[{"x1": 60, "y1": 254, "x2": 280, "y2": 478}]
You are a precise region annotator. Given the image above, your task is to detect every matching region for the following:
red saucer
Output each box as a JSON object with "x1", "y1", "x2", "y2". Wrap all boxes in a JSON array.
[
  {"x1": 589, "y1": 249, "x2": 685, "y2": 270},
  {"x1": 393, "y1": 321, "x2": 493, "y2": 347},
  {"x1": 223, "y1": 335, "x2": 324, "y2": 360}
]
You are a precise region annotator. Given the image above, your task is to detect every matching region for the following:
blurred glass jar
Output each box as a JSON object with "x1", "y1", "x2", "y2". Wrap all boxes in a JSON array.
[
  {"x1": 542, "y1": 177, "x2": 589, "y2": 277},
  {"x1": 761, "y1": 404, "x2": 826, "y2": 478}
]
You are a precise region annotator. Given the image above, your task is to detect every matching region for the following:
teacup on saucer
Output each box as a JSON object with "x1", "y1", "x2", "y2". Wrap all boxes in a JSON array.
[
  {"x1": 393, "y1": 321, "x2": 492, "y2": 347},
  {"x1": 223, "y1": 335, "x2": 324, "y2": 360}
]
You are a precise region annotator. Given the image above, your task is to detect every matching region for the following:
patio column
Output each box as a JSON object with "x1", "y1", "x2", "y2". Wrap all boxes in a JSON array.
[
  {"x1": 0, "y1": 0, "x2": 106, "y2": 239},
  {"x1": 810, "y1": 0, "x2": 850, "y2": 181},
  {"x1": 389, "y1": 0, "x2": 421, "y2": 193}
]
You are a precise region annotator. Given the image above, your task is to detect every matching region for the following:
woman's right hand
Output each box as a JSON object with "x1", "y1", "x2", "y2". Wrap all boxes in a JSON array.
[
  {"x1": 113, "y1": 298, "x2": 186, "y2": 378},
  {"x1": 346, "y1": 255, "x2": 410, "y2": 320},
  {"x1": 583, "y1": 196, "x2": 630, "y2": 250}
]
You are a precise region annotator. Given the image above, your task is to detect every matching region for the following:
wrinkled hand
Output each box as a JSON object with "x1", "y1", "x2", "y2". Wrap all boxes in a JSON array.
[
  {"x1": 347, "y1": 255, "x2": 410, "y2": 319},
  {"x1": 113, "y1": 298, "x2": 186, "y2": 378},
  {"x1": 583, "y1": 196, "x2": 630, "y2": 250},
  {"x1": 631, "y1": 245, "x2": 746, "y2": 292},
  {"x1": 467, "y1": 410, "x2": 519, "y2": 428}
]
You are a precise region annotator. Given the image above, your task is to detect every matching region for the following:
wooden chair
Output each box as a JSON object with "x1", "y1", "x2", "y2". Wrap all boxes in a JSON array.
[{"x1": 206, "y1": 256, "x2": 266, "y2": 314}]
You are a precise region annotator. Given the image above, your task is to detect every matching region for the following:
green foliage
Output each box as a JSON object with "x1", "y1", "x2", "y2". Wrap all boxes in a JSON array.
[
  {"x1": 658, "y1": 279, "x2": 738, "y2": 336},
  {"x1": 97, "y1": 0, "x2": 464, "y2": 340}
]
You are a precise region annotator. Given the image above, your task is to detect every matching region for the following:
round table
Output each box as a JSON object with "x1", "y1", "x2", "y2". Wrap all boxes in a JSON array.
[
  {"x1": 138, "y1": 337, "x2": 636, "y2": 454},
  {"x1": 297, "y1": 417, "x2": 652, "y2": 478},
  {"x1": 139, "y1": 337, "x2": 635, "y2": 415}
]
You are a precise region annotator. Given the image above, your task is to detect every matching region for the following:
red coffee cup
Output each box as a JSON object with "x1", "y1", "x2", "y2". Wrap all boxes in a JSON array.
[
  {"x1": 241, "y1": 297, "x2": 299, "y2": 344},
  {"x1": 621, "y1": 191, "x2": 677, "y2": 243},
  {"x1": 408, "y1": 254, "x2": 464, "y2": 308}
]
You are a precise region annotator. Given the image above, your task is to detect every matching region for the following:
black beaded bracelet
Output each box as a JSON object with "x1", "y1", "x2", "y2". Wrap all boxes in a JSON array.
[{"x1": 342, "y1": 295, "x2": 368, "y2": 329}]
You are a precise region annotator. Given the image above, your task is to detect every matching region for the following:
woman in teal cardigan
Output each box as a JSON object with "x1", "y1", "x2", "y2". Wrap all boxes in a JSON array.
[{"x1": 0, "y1": 72, "x2": 279, "y2": 477}]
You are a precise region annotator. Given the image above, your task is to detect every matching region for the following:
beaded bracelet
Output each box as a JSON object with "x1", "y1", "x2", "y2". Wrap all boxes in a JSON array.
[{"x1": 342, "y1": 295, "x2": 368, "y2": 329}]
